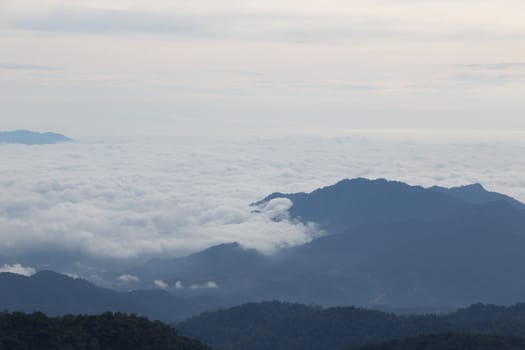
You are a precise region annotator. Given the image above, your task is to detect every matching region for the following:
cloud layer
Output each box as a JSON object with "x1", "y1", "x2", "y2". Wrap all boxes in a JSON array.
[{"x1": 0, "y1": 134, "x2": 524, "y2": 265}]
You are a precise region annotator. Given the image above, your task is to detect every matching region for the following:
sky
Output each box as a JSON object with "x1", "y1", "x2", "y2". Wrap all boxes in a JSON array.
[
  {"x1": 1, "y1": 0, "x2": 525, "y2": 138},
  {"x1": 1, "y1": 1, "x2": 525, "y2": 277}
]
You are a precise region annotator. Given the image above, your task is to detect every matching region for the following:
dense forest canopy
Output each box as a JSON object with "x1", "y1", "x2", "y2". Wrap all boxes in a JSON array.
[
  {"x1": 178, "y1": 301, "x2": 525, "y2": 350},
  {"x1": 0, "y1": 312, "x2": 208, "y2": 350},
  {"x1": 349, "y1": 333, "x2": 525, "y2": 350}
]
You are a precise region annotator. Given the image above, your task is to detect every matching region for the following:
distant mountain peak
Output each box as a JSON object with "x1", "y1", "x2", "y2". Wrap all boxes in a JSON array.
[
  {"x1": 461, "y1": 183, "x2": 485, "y2": 190},
  {"x1": 0, "y1": 129, "x2": 72, "y2": 145},
  {"x1": 254, "y1": 178, "x2": 525, "y2": 234},
  {"x1": 429, "y1": 182, "x2": 525, "y2": 209}
]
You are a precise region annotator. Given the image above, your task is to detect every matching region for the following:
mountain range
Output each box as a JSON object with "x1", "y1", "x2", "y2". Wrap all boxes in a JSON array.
[
  {"x1": 2, "y1": 178, "x2": 525, "y2": 318},
  {"x1": 113, "y1": 178, "x2": 525, "y2": 309},
  {"x1": 0, "y1": 270, "x2": 217, "y2": 322}
]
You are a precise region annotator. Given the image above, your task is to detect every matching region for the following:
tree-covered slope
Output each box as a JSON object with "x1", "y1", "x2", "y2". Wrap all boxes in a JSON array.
[
  {"x1": 178, "y1": 302, "x2": 446, "y2": 350},
  {"x1": 349, "y1": 333, "x2": 525, "y2": 350},
  {"x1": 0, "y1": 312, "x2": 209, "y2": 350},
  {"x1": 177, "y1": 302, "x2": 525, "y2": 350}
]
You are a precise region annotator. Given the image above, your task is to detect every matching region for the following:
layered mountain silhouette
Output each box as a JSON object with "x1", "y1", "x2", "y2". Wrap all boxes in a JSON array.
[
  {"x1": 130, "y1": 243, "x2": 270, "y2": 296},
  {"x1": 0, "y1": 271, "x2": 218, "y2": 322},
  {"x1": 125, "y1": 178, "x2": 525, "y2": 309},
  {"x1": 3, "y1": 178, "x2": 525, "y2": 317},
  {"x1": 0, "y1": 130, "x2": 72, "y2": 144}
]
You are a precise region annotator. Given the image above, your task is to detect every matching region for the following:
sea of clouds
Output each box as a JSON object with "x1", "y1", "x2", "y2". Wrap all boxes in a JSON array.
[{"x1": 1, "y1": 134, "x2": 524, "y2": 269}]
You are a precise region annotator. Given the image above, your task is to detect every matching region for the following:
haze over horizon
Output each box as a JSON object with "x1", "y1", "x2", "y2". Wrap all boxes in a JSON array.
[{"x1": 2, "y1": 0, "x2": 525, "y2": 138}]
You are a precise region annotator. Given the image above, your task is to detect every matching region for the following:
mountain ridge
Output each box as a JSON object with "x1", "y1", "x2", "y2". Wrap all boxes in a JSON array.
[
  {"x1": 3, "y1": 178, "x2": 525, "y2": 320},
  {"x1": 0, "y1": 270, "x2": 218, "y2": 322},
  {"x1": 255, "y1": 178, "x2": 524, "y2": 232},
  {"x1": 0, "y1": 129, "x2": 72, "y2": 144}
]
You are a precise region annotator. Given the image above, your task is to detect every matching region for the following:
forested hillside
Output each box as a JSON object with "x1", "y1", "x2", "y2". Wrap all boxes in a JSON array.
[
  {"x1": 349, "y1": 333, "x2": 525, "y2": 350},
  {"x1": 178, "y1": 301, "x2": 525, "y2": 350},
  {"x1": 0, "y1": 312, "x2": 208, "y2": 350}
]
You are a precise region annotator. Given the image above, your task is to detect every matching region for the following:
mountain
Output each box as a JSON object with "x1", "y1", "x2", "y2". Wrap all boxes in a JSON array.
[
  {"x1": 272, "y1": 199, "x2": 525, "y2": 307},
  {"x1": 81, "y1": 178, "x2": 525, "y2": 311},
  {"x1": 255, "y1": 178, "x2": 471, "y2": 233},
  {"x1": 429, "y1": 183, "x2": 525, "y2": 210},
  {"x1": 255, "y1": 178, "x2": 525, "y2": 233},
  {"x1": 6, "y1": 178, "x2": 525, "y2": 318},
  {"x1": 246, "y1": 178, "x2": 525, "y2": 307},
  {"x1": 178, "y1": 301, "x2": 525, "y2": 350},
  {"x1": 349, "y1": 333, "x2": 525, "y2": 350},
  {"x1": 128, "y1": 243, "x2": 271, "y2": 296},
  {"x1": 0, "y1": 312, "x2": 209, "y2": 350},
  {"x1": 0, "y1": 130, "x2": 72, "y2": 144},
  {"x1": 0, "y1": 271, "x2": 218, "y2": 322},
  {"x1": 121, "y1": 178, "x2": 525, "y2": 310}
]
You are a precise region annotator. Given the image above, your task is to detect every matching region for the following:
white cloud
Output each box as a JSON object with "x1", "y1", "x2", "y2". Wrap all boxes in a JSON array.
[
  {"x1": 153, "y1": 279, "x2": 168, "y2": 290},
  {"x1": 175, "y1": 281, "x2": 184, "y2": 289},
  {"x1": 118, "y1": 274, "x2": 140, "y2": 283},
  {"x1": 257, "y1": 198, "x2": 293, "y2": 221},
  {"x1": 0, "y1": 134, "x2": 524, "y2": 268},
  {"x1": 63, "y1": 272, "x2": 79, "y2": 279},
  {"x1": 0, "y1": 263, "x2": 36, "y2": 276},
  {"x1": 191, "y1": 281, "x2": 219, "y2": 289}
]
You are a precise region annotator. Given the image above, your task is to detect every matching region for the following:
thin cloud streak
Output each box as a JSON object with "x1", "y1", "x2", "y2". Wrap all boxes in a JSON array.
[
  {"x1": 5, "y1": 6, "x2": 525, "y2": 43},
  {"x1": 0, "y1": 63, "x2": 59, "y2": 71}
]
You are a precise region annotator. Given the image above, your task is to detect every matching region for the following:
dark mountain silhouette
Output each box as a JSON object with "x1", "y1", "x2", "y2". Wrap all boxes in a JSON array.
[
  {"x1": 178, "y1": 301, "x2": 525, "y2": 350},
  {"x1": 0, "y1": 271, "x2": 217, "y2": 322},
  {"x1": 0, "y1": 312, "x2": 209, "y2": 350},
  {"x1": 255, "y1": 178, "x2": 472, "y2": 233},
  {"x1": 0, "y1": 130, "x2": 72, "y2": 144},
  {"x1": 349, "y1": 333, "x2": 525, "y2": 350}
]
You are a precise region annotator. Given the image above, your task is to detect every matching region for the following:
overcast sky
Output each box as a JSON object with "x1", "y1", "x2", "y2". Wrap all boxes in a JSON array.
[{"x1": 1, "y1": 0, "x2": 525, "y2": 138}]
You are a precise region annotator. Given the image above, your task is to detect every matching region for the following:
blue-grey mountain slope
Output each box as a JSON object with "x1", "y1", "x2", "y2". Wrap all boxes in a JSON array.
[
  {"x1": 4, "y1": 178, "x2": 525, "y2": 317},
  {"x1": 112, "y1": 178, "x2": 525, "y2": 310},
  {"x1": 129, "y1": 243, "x2": 271, "y2": 298},
  {"x1": 256, "y1": 178, "x2": 470, "y2": 233},
  {"x1": 0, "y1": 130, "x2": 72, "y2": 144},
  {"x1": 250, "y1": 179, "x2": 525, "y2": 307},
  {"x1": 429, "y1": 183, "x2": 525, "y2": 210},
  {"x1": 0, "y1": 270, "x2": 217, "y2": 322}
]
